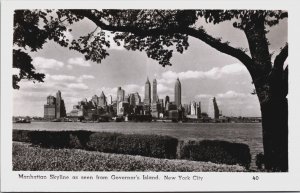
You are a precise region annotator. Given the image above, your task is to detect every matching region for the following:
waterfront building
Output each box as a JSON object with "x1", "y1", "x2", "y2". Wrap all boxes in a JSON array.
[
  {"x1": 188, "y1": 101, "x2": 201, "y2": 119},
  {"x1": 208, "y1": 97, "x2": 220, "y2": 119},
  {"x1": 175, "y1": 78, "x2": 181, "y2": 107},
  {"x1": 151, "y1": 103, "x2": 162, "y2": 118},
  {"x1": 166, "y1": 102, "x2": 177, "y2": 112},
  {"x1": 117, "y1": 101, "x2": 130, "y2": 116},
  {"x1": 98, "y1": 91, "x2": 107, "y2": 107},
  {"x1": 168, "y1": 110, "x2": 179, "y2": 120},
  {"x1": 44, "y1": 95, "x2": 56, "y2": 120},
  {"x1": 152, "y1": 79, "x2": 158, "y2": 103},
  {"x1": 44, "y1": 90, "x2": 66, "y2": 120},
  {"x1": 144, "y1": 77, "x2": 151, "y2": 105}
]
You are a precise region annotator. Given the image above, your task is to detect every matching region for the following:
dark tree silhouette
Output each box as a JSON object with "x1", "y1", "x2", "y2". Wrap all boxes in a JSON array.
[{"x1": 13, "y1": 9, "x2": 288, "y2": 171}]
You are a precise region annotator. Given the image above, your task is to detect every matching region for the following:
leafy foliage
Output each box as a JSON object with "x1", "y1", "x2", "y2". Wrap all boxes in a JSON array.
[{"x1": 13, "y1": 9, "x2": 287, "y2": 89}]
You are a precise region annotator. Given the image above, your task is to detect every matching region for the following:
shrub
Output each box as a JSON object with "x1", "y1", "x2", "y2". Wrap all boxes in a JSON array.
[
  {"x1": 179, "y1": 140, "x2": 251, "y2": 169},
  {"x1": 116, "y1": 134, "x2": 178, "y2": 159},
  {"x1": 13, "y1": 130, "x2": 93, "y2": 149},
  {"x1": 86, "y1": 132, "x2": 122, "y2": 152},
  {"x1": 13, "y1": 130, "x2": 31, "y2": 142},
  {"x1": 255, "y1": 153, "x2": 264, "y2": 170}
]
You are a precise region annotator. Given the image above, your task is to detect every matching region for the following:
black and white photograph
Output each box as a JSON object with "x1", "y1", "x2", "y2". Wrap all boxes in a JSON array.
[{"x1": 2, "y1": 0, "x2": 300, "y2": 192}]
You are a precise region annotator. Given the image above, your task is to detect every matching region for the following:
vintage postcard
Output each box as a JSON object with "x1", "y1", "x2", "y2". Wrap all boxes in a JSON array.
[{"x1": 1, "y1": 0, "x2": 300, "y2": 192}]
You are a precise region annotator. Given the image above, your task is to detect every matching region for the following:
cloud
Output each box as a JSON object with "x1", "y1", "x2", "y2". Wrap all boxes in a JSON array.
[
  {"x1": 78, "y1": 75, "x2": 95, "y2": 82},
  {"x1": 66, "y1": 65, "x2": 73, "y2": 70},
  {"x1": 32, "y1": 57, "x2": 64, "y2": 70},
  {"x1": 217, "y1": 90, "x2": 250, "y2": 99},
  {"x1": 196, "y1": 94, "x2": 213, "y2": 99},
  {"x1": 157, "y1": 83, "x2": 173, "y2": 94},
  {"x1": 158, "y1": 63, "x2": 248, "y2": 84},
  {"x1": 67, "y1": 83, "x2": 89, "y2": 90},
  {"x1": 68, "y1": 57, "x2": 91, "y2": 67},
  {"x1": 46, "y1": 74, "x2": 76, "y2": 81}
]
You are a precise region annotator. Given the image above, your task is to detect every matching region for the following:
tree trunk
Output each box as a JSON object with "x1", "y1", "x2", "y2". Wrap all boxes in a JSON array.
[
  {"x1": 260, "y1": 96, "x2": 288, "y2": 171},
  {"x1": 255, "y1": 65, "x2": 288, "y2": 172}
]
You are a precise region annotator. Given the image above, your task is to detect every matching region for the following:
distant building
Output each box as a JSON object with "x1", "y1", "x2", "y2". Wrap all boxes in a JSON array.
[
  {"x1": 208, "y1": 97, "x2": 220, "y2": 119},
  {"x1": 165, "y1": 96, "x2": 170, "y2": 107},
  {"x1": 152, "y1": 79, "x2": 158, "y2": 103},
  {"x1": 151, "y1": 103, "x2": 162, "y2": 118},
  {"x1": 134, "y1": 92, "x2": 141, "y2": 105},
  {"x1": 188, "y1": 101, "x2": 201, "y2": 119},
  {"x1": 175, "y1": 78, "x2": 181, "y2": 107},
  {"x1": 107, "y1": 95, "x2": 113, "y2": 105},
  {"x1": 44, "y1": 90, "x2": 66, "y2": 120},
  {"x1": 98, "y1": 91, "x2": 107, "y2": 107},
  {"x1": 129, "y1": 93, "x2": 136, "y2": 106},
  {"x1": 117, "y1": 87, "x2": 125, "y2": 102},
  {"x1": 144, "y1": 77, "x2": 151, "y2": 105},
  {"x1": 117, "y1": 101, "x2": 130, "y2": 116},
  {"x1": 91, "y1": 95, "x2": 98, "y2": 106},
  {"x1": 44, "y1": 96, "x2": 56, "y2": 120}
]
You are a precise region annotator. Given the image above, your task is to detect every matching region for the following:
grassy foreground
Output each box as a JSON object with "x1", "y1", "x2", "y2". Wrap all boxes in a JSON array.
[{"x1": 13, "y1": 142, "x2": 246, "y2": 172}]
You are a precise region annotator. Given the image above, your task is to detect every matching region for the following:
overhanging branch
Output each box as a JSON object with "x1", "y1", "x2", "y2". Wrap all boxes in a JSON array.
[{"x1": 70, "y1": 9, "x2": 254, "y2": 73}]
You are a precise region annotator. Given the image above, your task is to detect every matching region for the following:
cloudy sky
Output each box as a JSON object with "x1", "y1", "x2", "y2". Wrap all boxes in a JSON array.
[{"x1": 13, "y1": 12, "x2": 287, "y2": 117}]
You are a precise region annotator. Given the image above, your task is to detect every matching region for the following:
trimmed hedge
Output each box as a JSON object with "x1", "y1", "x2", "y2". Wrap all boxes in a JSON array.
[
  {"x1": 12, "y1": 130, "x2": 251, "y2": 167},
  {"x1": 179, "y1": 140, "x2": 251, "y2": 169},
  {"x1": 12, "y1": 130, "x2": 178, "y2": 159},
  {"x1": 115, "y1": 134, "x2": 178, "y2": 159}
]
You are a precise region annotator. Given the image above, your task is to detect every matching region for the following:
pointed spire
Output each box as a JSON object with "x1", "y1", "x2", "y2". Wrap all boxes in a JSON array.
[{"x1": 146, "y1": 76, "x2": 150, "y2": 84}]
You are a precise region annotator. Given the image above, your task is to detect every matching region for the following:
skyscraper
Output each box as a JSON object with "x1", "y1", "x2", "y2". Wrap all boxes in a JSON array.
[
  {"x1": 117, "y1": 87, "x2": 125, "y2": 102},
  {"x1": 152, "y1": 79, "x2": 158, "y2": 103},
  {"x1": 165, "y1": 95, "x2": 170, "y2": 107},
  {"x1": 44, "y1": 90, "x2": 66, "y2": 120},
  {"x1": 56, "y1": 90, "x2": 62, "y2": 118},
  {"x1": 98, "y1": 91, "x2": 107, "y2": 107},
  {"x1": 144, "y1": 77, "x2": 151, "y2": 105},
  {"x1": 175, "y1": 78, "x2": 181, "y2": 107},
  {"x1": 208, "y1": 97, "x2": 220, "y2": 119}
]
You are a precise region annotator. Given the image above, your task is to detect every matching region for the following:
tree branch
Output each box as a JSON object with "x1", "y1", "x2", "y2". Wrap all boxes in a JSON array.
[
  {"x1": 70, "y1": 9, "x2": 254, "y2": 73},
  {"x1": 274, "y1": 43, "x2": 288, "y2": 69}
]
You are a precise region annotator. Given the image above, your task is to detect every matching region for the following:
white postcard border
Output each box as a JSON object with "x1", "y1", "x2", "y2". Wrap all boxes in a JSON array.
[{"x1": 1, "y1": 0, "x2": 300, "y2": 192}]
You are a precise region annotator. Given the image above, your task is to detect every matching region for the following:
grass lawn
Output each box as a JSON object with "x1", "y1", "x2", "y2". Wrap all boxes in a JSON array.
[{"x1": 13, "y1": 142, "x2": 246, "y2": 172}]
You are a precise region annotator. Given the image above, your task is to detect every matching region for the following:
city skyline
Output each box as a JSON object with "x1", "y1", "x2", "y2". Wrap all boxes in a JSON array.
[{"x1": 12, "y1": 15, "x2": 287, "y2": 117}]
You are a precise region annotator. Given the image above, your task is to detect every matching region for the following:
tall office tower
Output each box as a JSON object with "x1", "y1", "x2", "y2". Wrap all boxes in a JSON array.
[
  {"x1": 208, "y1": 97, "x2": 220, "y2": 119},
  {"x1": 144, "y1": 77, "x2": 151, "y2": 105},
  {"x1": 165, "y1": 95, "x2": 170, "y2": 107},
  {"x1": 129, "y1": 93, "x2": 136, "y2": 106},
  {"x1": 98, "y1": 91, "x2": 107, "y2": 107},
  {"x1": 117, "y1": 87, "x2": 125, "y2": 102},
  {"x1": 56, "y1": 90, "x2": 62, "y2": 118},
  {"x1": 134, "y1": 92, "x2": 141, "y2": 105},
  {"x1": 152, "y1": 79, "x2": 158, "y2": 103},
  {"x1": 198, "y1": 102, "x2": 202, "y2": 118},
  {"x1": 107, "y1": 95, "x2": 113, "y2": 105},
  {"x1": 174, "y1": 78, "x2": 181, "y2": 107},
  {"x1": 91, "y1": 95, "x2": 98, "y2": 106}
]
